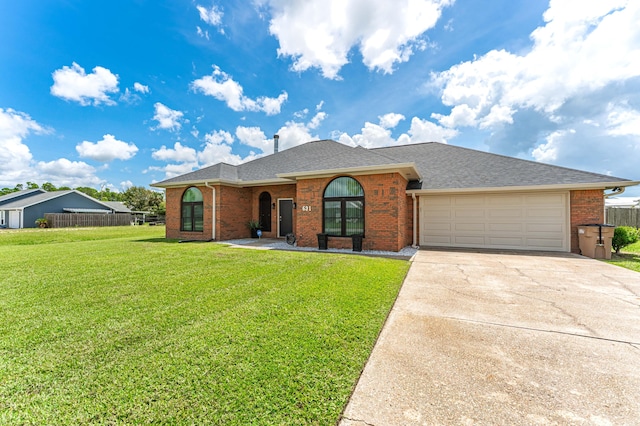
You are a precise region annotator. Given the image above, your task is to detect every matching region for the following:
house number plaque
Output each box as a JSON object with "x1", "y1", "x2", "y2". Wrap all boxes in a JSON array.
[{"x1": 301, "y1": 205, "x2": 312, "y2": 212}]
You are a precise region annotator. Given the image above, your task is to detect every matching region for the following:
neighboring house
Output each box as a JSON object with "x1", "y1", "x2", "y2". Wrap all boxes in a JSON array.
[
  {"x1": 0, "y1": 189, "x2": 47, "y2": 227},
  {"x1": 151, "y1": 140, "x2": 639, "y2": 253},
  {"x1": 0, "y1": 190, "x2": 125, "y2": 229}
]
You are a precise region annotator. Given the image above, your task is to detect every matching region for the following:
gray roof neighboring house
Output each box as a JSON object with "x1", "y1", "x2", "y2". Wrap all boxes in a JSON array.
[
  {"x1": 0, "y1": 190, "x2": 118, "y2": 212},
  {"x1": 0, "y1": 188, "x2": 46, "y2": 205},
  {"x1": 152, "y1": 140, "x2": 638, "y2": 192},
  {"x1": 102, "y1": 201, "x2": 132, "y2": 213}
]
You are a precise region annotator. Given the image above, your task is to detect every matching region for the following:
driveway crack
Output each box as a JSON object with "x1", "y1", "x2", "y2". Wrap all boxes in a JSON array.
[{"x1": 340, "y1": 416, "x2": 376, "y2": 426}]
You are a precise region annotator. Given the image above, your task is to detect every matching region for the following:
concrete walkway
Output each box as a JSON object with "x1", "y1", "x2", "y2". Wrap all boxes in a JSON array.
[{"x1": 340, "y1": 249, "x2": 640, "y2": 425}]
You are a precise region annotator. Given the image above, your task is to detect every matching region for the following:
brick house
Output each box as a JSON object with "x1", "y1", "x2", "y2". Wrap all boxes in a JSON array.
[{"x1": 151, "y1": 139, "x2": 638, "y2": 253}]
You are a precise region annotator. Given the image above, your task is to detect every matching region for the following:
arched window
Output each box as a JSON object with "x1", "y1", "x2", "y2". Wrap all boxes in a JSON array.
[
  {"x1": 259, "y1": 192, "x2": 272, "y2": 232},
  {"x1": 323, "y1": 177, "x2": 364, "y2": 237},
  {"x1": 181, "y1": 187, "x2": 203, "y2": 232}
]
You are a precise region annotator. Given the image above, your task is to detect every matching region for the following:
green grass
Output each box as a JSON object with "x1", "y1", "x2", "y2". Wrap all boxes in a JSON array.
[
  {"x1": 0, "y1": 226, "x2": 409, "y2": 424},
  {"x1": 606, "y1": 240, "x2": 640, "y2": 273}
]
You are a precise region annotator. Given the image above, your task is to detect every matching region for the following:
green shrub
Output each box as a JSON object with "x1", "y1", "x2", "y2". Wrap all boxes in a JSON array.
[{"x1": 612, "y1": 226, "x2": 640, "y2": 253}]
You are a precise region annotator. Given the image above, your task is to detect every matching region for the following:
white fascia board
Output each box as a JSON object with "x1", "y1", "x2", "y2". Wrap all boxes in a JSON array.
[
  {"x1": 151, "y1": 178, "x2": 294, "y2": 189},
  {"x1": 407, "y1": 180, "x2": 640, "y2": 195},
  {"x1": 276, "y1": 163, "x2": 421, "y2": 181}
]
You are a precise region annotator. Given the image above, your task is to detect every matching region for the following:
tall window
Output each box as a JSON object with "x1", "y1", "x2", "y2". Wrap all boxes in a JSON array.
[
  {"x1": 323, "y1": 177, "x2": 364, "y2": 237},
  {"x1": 181, "y1": 187, "x2": 203, "y2": 232},
  {"x1": 259, "y1": 192, "x2": 272, "y2": 232}
]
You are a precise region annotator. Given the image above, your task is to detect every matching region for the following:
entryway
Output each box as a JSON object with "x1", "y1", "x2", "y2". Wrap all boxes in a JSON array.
[{"x1": 278, "y1": 199, "x2": 293, "y2": 237}]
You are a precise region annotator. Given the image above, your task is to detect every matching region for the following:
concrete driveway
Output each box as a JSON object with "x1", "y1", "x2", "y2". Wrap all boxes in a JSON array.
[{"x1": 340, "y1": 249, "x2": 640, "y2": 425}]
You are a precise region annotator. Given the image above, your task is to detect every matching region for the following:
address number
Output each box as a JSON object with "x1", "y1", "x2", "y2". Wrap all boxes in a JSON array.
[{"x1": 301, "y1": 205, "x2": 312, "y2": 212}]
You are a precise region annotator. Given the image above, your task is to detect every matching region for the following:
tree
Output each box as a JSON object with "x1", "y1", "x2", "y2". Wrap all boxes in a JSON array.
[
  {"x1": 75, "y1": 186, "x2": 100, "y2": 199},
  {"x1": 122, "y1": 186, "x2": 164, "y2": 213},
  {"x1": 42, "y1": 182, "x2": 57, "y2": 192},
  {"x1": 612, "y1": 226, "x2": 639, "y2": 254}
]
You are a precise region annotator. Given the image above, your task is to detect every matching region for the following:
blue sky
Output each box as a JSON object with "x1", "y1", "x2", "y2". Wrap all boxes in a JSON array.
[{"x1": 1, "y1": 0, "x2": 639, "y2": 196}]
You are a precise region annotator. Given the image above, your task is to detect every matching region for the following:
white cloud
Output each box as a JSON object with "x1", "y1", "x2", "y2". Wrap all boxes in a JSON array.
[
  {"x1": 432, "y1": 1, "x2": 640, "y2": 129},
  {"x1": 197, "y1": 26, "x2": 210, "y2": 40},
  {"x1": 197, "y1": 4, "x2": 223, "y2": 26},
  {"x1": 308, "y1": 111, "x2": 327, "y2": 129},
  {"x1": 152, "y1": 142, "x2": 197, "y2": 163},
  {"x1": 35, "y1": 158, "x2": 103, "y2": 188},
  {"x1": 0, "y1": 108, "x2": 45, "y2": 184},
  {"x1": 199, "y1": 130, "x2": 248, "y2": 166},
  {"x1": 428, "y1": 0, "x2": 640, "y2": 182},
  {"x1": 76, "y1": 134, "x2": 138, "y2": 162},
  {"x1": 337, "y1": 115, "x2": 457, "y2": 148},
  {"x1": 133, "y1": 82, "x2": 149, "y2": 94},
  {"x1": 191, "y1": 66, "x2": 288, "y2": 115},
  {"x1": 50, "y1": 62, "x2": 119, "y2": 106},
  {"x1": 0, "y1": 108, "x2": 107, "y2": 188},
  {"x1": 606, "y1": 103, "x2": 640, "y2": 137},
  {"x1": 120, "y1": 180, "x2": 133, "y2": 190},
  {"x1": 379, "y1": 113, "x2": 405, "y2": 129},
  {"x1": 264, "y1": 0, "x2": 453, "y2": 79},
  {"x1": 152, "y1": 102, "x2": 184, "y2": 131},
  {"x1": 119, "y1": 88, "x2": 140, "y2": 104},
  {"x1": 147, "y1": 163, "x2": 200, "y2": 180}
]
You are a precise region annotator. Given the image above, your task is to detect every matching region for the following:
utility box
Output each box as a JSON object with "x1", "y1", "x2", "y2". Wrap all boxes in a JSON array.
[{"x1": 577, "y1": 224, "x2": 615, "y2": 259}]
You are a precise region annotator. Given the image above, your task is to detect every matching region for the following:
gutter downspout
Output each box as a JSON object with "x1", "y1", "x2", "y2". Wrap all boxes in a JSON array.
[
  {"x1": 604, "y1": 187, "x2": 625, "y2": 198},
  {"x1": 412, "y1": 193, "x2": 419, "y2": 248},
  {"x1": 204, "y1": 182, "x2": 216, "y2": 241}
]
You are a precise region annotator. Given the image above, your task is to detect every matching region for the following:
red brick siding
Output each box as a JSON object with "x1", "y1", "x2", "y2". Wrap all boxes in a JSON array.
[
  {"x1": 570, "y1": 189, "x2": 605, "y2": 253},
  {"x1": 295, "y1": 173, "x2": 410, "y2": 252},
  {"x1": 165, "y1": 186, "x2": 215, "y2": 241},
  {"x1": 164, "y1": 175, "x2": 412, "y2": 251},
  {"x1": 250, "y1": 185, "x2": 297, "y2": 238}
]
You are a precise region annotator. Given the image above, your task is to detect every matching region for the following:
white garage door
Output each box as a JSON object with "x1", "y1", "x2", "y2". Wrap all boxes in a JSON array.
[
  {"x1": 420, "y1": 192, "x2": 569, "y2": 252},
  {"x1": 8, "y1": 211, "x2": 21, "y2": 229}
]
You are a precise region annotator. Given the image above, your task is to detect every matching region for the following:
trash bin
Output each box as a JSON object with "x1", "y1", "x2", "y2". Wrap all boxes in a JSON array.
[
  {"x1": 577, "y1": 224, "x2": 615, "y2": 259},
  {"x1": 317, "y1": 233, "x2": 328, "y2": 250},
  {"x1": 351, "y1": 234, "x2": 363, "y2": 252}
]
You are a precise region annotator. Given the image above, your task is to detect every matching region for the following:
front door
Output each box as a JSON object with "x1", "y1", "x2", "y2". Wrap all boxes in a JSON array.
[{"x1": 278, "y1": 199, "x2": 293, "y2": 237}]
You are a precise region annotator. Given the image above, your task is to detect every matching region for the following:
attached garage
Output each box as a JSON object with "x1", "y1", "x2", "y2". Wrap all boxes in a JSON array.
[{"x1": 419, "y1": 192, "x2": 569, "y2": 252}]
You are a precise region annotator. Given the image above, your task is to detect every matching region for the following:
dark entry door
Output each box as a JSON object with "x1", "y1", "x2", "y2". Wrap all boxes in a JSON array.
[{"x1": 278, "y1": 199, "x2": 293, "y2": 237}]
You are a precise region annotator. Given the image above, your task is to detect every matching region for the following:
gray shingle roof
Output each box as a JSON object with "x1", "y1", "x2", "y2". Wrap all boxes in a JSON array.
[
  {"x1": 0, "y1": 190, "x2": 75, "y2": 209},
  {"x1": 154, "y1": 140, "x2": 403, "y2": 186},
  {"x1": 0, "y1": 189, "x2": 46, "y2": 205},
  {"x1": 372, "y1": 142, "x2": 630, "y2": 190},
  {"x1": 152, "y1": 140, "x2": 634, "y2": 190}
]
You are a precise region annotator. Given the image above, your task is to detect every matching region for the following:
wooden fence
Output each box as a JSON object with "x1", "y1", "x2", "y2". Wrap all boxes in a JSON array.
[
  {"x1": 605, "y1": 208, "x2": 640, "y2": 228},
  {"x1": 45, "y1": 213, "x2": 134, "y2": 228}
]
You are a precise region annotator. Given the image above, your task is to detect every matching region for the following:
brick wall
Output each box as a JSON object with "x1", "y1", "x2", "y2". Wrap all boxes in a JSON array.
[
  {"x1": 165, "y1": 186, "x2": 216, "y2": 241},
  {"x1": 295, "y1": 173, "x2": 410, "y2": 251},
  {"x1": 250, "y1": 185, "x2": 297, "y2": 238},
  {"x1": 570, "y1": 189, "x2": 605, "y2": 253}
]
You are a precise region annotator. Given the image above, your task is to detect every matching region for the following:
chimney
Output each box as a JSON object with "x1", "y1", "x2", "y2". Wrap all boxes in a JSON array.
[{"x1": 274, "y1": 134, "x2": 279, "y2": 153}]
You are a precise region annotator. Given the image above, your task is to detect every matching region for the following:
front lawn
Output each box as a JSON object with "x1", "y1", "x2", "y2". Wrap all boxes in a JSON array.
[
  {"x1": 0, "y1": 226, "x2": 409, "y2": 424},
  {"x1": 606, "y1": 240, "x2": 640, "y2": 273}
]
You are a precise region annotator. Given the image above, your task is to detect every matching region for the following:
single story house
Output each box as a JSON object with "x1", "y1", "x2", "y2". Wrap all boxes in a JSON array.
[
  {"x1": 151, "y1": 139, "x2": 639, "y2": 253},
  {"x1": 0, "y1": 190, "x2": 128, "y2": 229}
]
